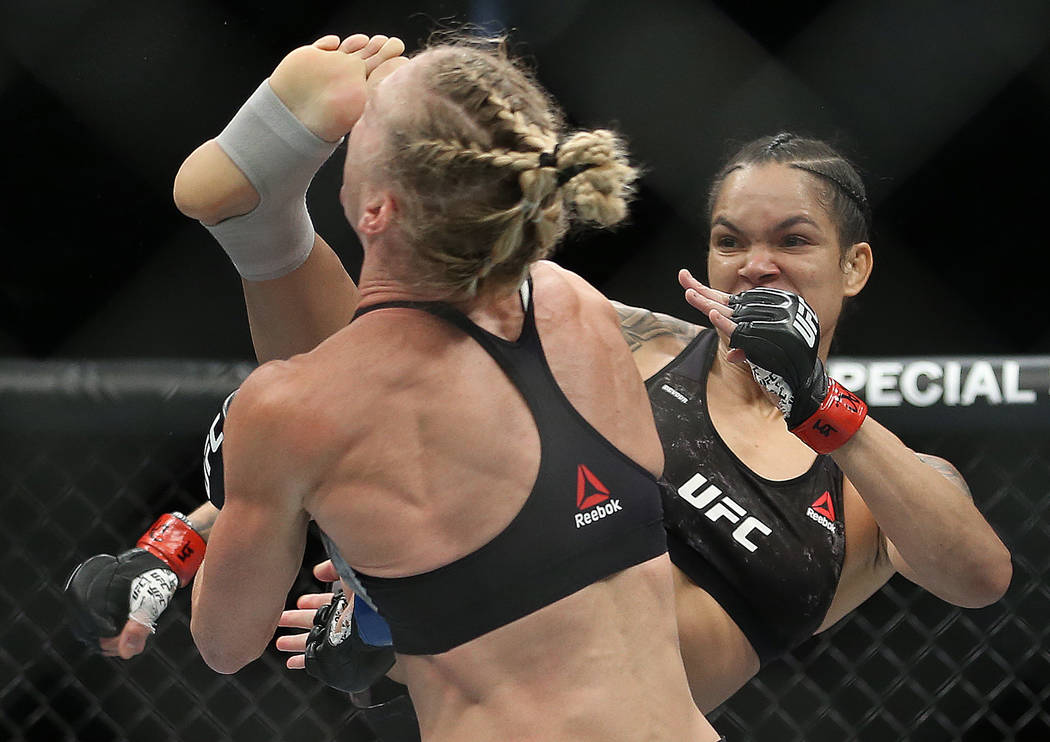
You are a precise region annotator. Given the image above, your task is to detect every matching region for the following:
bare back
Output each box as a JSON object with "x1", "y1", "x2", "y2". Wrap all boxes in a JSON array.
[{"x1": 289, "y1": 262, "x2": 713, "y2": 741}]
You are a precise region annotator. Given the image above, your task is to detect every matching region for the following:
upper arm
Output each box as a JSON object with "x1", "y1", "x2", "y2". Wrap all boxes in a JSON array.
[
  {"x1": 191, "y1": 365, "x2": 311, "y2": 672},
  {"x1": 608, "y1": 301, "x2": 700, "y2": 380},
  {"x1": 880, "y1": 452, "x2": 972, "y2": 578},
  {"x1": 913, "y1": 453, "x2": 973, "y2": 499}
]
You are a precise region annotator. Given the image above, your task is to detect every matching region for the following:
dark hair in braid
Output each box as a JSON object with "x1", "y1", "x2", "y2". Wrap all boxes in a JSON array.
[{"x1": 706, "y1": 133, "x2": 871, "y2": 255}]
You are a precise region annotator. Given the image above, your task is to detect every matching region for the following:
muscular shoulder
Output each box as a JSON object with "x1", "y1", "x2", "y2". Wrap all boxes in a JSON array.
[
  {"x1": 215, "y1": 363, "x2": 298, "y2": 505},
  {"x1": 609, "y1": 301, "x2": 701, "y2": 352},
  {"x1": 231, "y1": 360, "x2": 299, "y2": 425},
  {"x1": 225, "y1": 359, "x2": 324, "y2": 461},
  {"x1": 532, "y1": 260, "x2": 620, "y2": 325},
  {"x1": 608, "y1": 301, "x2": 701, "y2": 380}
]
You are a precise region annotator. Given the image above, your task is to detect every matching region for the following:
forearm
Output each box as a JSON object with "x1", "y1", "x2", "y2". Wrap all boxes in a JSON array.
[
  {"x1": 191, "y1": 519, "x2": 307, "y2": 674},
  {"x1": 184, "y1": 501, "x2": 220, "y2": 542},
  {"x1": 833, "y1": 417, "x2": 1011, "y2": 606}
]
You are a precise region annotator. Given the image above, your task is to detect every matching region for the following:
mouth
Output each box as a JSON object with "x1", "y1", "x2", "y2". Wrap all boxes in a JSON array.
[{"x1": 730, "y1": 281, "x2": 798, "y2": 297}]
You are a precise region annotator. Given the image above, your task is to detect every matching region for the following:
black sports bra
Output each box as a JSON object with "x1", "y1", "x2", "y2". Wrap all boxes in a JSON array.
[
  {"x1": 349, "y1": 281, "x2": 667, "y2": 655},
  {"x1": 647, "y1": 329, "x2": 846, "y2": 664}
]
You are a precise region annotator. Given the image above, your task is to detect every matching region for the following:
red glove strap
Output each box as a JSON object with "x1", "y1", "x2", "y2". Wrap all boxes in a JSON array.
[
  {"x1": 136, "y1": 514, "x2": 207, "y2": 587},
  {"x1": 790, "y1": 378, "x2": 868, "y2": 454}
]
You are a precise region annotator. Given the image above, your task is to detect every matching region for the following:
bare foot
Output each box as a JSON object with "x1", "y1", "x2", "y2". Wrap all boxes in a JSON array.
[
  {"x1": 174, "y1": 34, "x2": 406, "y2": 224},
  {"x1": 269, "y1": 33, "x2": 407, "y2": 142}
]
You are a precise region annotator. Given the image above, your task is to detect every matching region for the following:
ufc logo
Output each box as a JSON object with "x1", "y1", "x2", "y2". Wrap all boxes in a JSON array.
[
  {"x1": 792, "y1": 301, "x2": 819, "y2": 348},
  {"x1": 202, "y1": 390, "x2": 236, "y2": 500},
  {"x1": 202, "y1": 415, "x2": 223, "y2": 500},
  {"x1": 677, "y1": 472, "x2": 772, "y2": 552}
]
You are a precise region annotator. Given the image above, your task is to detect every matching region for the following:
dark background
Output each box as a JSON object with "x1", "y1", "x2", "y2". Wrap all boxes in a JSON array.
[
  {"x1": 2, "y1": 0, "x2": 1049, "y2": 361},
  {"x1": 2, "y1": 2, "x2": 1049, "y2": 741}
]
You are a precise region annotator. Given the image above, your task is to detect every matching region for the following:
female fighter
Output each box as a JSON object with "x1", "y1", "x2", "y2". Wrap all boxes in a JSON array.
[{"x1": 180, "y1": 31, "x2": 715, "y2": 742}]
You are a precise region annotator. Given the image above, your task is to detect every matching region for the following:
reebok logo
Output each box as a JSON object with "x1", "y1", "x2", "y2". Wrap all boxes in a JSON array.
[
  {"x1": 574, "y1": 464, "x2": 623, "y2": 528},
  {"x1": 806, "y1": 491, "x2": 837, "y2": 534},
  {"x1": 576, "y1": 464, "x2": 610, "y2": 509},
  {"x1": 810, "y1": 491, "x2": 835, "y2": 520}
]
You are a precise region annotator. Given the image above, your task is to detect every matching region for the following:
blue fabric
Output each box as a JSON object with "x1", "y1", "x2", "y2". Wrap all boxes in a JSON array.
[{"x1": 354, "y1": 598, "x2": 394, "y2": 647}]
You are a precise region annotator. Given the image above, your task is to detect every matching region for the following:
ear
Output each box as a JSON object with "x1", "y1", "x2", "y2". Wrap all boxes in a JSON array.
[
  {"x1": 357, "y1": 191, "x2": 398, "y2": 237},
  {"x1": 842, "y1": 241, "x2": 873, "y2": 297}
]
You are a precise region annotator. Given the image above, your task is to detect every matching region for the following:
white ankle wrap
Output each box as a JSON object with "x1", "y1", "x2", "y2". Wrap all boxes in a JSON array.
[{"x1": 206, "y1": 79, "x2": 342, "y2": 281}]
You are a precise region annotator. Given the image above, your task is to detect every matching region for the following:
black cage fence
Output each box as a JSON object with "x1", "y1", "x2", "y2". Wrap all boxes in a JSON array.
[{"x1": 1, "y1": 358, "x2": 1047, "y2": 742}]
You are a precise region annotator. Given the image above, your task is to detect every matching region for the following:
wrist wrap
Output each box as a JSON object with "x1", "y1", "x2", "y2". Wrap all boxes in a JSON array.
[
  {"x1": 135, "y1": 513, "x2": 206, "y2": 587},
  {"x1": 789, "y1": 378, "x2": 868, "y2": 454}
]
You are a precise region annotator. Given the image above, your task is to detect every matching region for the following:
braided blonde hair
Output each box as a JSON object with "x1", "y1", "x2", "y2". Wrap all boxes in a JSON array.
[{"x1": 379, "y1": 36, "x2": 638, "y2": 297}]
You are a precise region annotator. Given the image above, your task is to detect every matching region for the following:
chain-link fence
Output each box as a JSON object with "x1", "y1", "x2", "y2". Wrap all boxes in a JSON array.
[{"x1": 1, "y1": 360, "x2": 1047, "y2": 741}]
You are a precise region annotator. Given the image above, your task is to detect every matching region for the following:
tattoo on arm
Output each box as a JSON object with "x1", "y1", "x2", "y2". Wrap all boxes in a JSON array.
[
  {"x1": 188, "y1": 503, "x2": 220, "y2": 542},
  {"x1": 872, "y1": 454, "x2": 972, "y2": 571},
  {"x1": 610, "y1": 301, "x2": 700, "y2": 352},
  {"x1": 915, "y1": 453, "x2": 973, "y2": 500}
]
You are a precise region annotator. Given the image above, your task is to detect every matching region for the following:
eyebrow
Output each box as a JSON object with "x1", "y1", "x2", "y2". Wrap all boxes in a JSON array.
[
  {"x1": 710, "y1": 214, "x2": 822, "y2": 232},
  {"x1": 773, "y1": 215, "x2": 821, "y2": 231},
  {"x1": 711, "y1": 216, "x2": 741, "y2": 232}
]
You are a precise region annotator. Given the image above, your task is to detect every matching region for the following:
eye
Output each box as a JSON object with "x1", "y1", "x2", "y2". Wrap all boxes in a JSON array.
[
  {"x1": 713, "y1": 234, "x2": 740, "y2": 249},
  {"x1": 782, "y1": 234, "x2": 810, "y2": 247}
]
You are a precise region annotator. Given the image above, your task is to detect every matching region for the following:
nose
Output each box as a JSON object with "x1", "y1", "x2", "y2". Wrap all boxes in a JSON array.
[{"x1": 737, "y1": 245, "x2": 780, "y2": 287}]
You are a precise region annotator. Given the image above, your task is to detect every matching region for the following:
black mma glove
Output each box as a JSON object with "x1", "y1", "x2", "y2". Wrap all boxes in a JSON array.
[
  {"x1": 304, "y1": 583, "x2": 396, "y2": 694},
  {"x1": 65, "y1": 513, "x2": 205, "y2": 647},
  {"x1": 728, "y1": 287, "x2": 867, "y2": 453},
  {"x1": 352, "y1": 676, "x2": 421, "y2": 742}
]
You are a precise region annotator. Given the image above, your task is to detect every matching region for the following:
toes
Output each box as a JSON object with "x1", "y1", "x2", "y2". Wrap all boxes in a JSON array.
[
  {"x1": 365, "y1": 37, "x2": 406, "y2": 75},
  {"x1": 380, "y1": 36, "x2": 406, "y2": 59},
  {"x1": 357, "y1": 34, "x2": 389, "y2": 60},
  {"x1": 313, "y1": 35, "x2": 341, "y2": 51},
  {"x1": 339, "y1": 33, "x2": 370, "y2": 54}
]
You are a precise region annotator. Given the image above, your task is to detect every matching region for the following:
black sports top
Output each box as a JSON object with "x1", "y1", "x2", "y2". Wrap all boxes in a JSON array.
[
  {"x1": 646, "y1": 329, "x2": 846, "y2": 665},
  {"x1": 350, "y1": 282, "x2": 667, "y2": 655}
]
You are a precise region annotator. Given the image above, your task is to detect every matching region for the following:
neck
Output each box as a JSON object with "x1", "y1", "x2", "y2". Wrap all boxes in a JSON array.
[
  {"x1": 356, "y1": 271, "x2": 446, "y2": 306},
  {"x1": 356, "y1": 235, "x2": 450, "y2": 305},
  {"x1": 356, "y1": 234, "x2": 528, "y2": 315}
]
